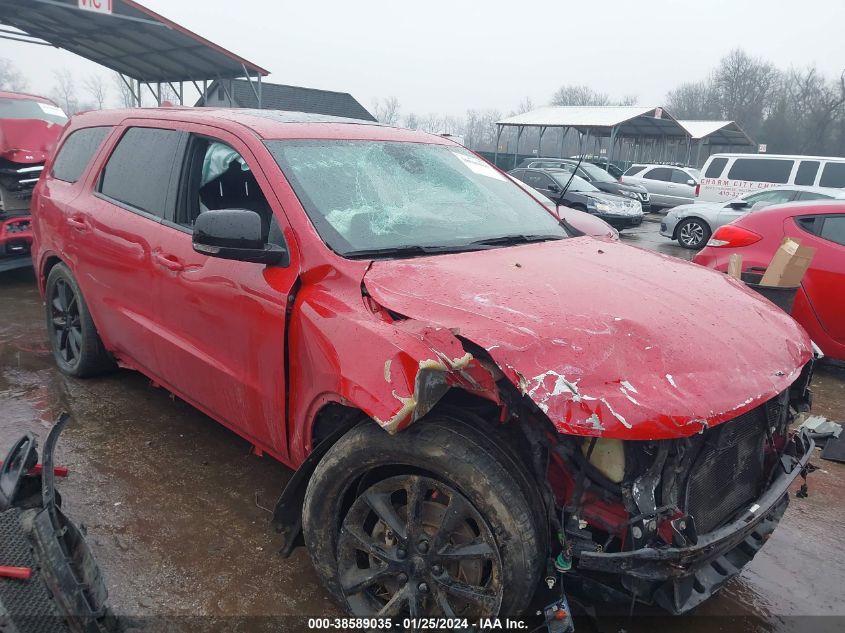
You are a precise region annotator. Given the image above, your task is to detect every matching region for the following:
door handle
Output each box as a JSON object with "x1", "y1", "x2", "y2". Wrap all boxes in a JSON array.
[
  {"x1": 67, "y1": 215, "x2": 89, "y2": 231},
  {"x1": 153, "y1": 252, "x2": 184, "y2": 272}
]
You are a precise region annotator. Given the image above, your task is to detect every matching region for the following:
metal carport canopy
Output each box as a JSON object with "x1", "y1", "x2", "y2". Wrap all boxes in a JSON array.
[
  {"x1": 0, "y1": 0, "x2": 269, "y2": 83},
  {"x1": 678, "y1": 120, "x2": 755, "y2": 147},
  {"x1": 496, "y1": 105, "x2": 688, "y2": 138}
]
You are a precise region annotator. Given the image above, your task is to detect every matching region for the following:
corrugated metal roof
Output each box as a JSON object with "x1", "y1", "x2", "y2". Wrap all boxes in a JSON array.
[
  {"x1": 678, "y1": 120, "x2": 755, "y2": 146},
  {"x1": 196, "y1": 80, "x2": 377, "y2": 122},
  {"x1": 0, "y1": 0, "x2": 268, "y2": 82},
  {"x1": 497, "y1": 105, "x2": 688, "y2": 137}
]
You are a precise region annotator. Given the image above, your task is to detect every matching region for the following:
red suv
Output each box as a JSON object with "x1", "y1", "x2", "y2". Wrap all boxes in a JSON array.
[{"x1": 32, "y1": 107, "x2": 816, "y2": 619}]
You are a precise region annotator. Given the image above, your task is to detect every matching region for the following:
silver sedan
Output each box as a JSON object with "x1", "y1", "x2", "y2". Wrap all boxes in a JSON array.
[{"x1": 660, "y1": 185, "x2": 845, "y2": 249}]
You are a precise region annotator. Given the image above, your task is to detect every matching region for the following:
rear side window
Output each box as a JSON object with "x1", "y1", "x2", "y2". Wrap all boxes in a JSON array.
[
  {"x1": 704, "y1": 157, "x2": 728, "y2": 178},
  {"x1": 820, "y1": 216, "x2": 845, "y2": 246},
  {"x1": 795, "y1": 191, "x2": 832, "y2": 201},
  {"x1": 794, "y1": 160, "x2": 820, "y2": 186},
  {"x1": 819, "y1": 162, "x2": 845, "y2": 188},
  {"x1": 727, "y1": 158, "x2": 793, "y2": 184},
  {"x1": 99, "y1": 127, "x2": 183, "y2": 218},
  {"x1": 51, "y1": 127, "x2": 112, "y2": 183},
  {"x1": 643, "y1": 167, "x2": 671, "y2": 181},
  {"x1": 624, "y1": 165, "x2": 646, "y2": 176}
]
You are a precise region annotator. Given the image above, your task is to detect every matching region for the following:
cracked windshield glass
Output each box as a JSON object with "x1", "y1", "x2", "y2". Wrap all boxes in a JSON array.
[{"x1": 267, "y1": 140, "x2": 568, "y2": 257}]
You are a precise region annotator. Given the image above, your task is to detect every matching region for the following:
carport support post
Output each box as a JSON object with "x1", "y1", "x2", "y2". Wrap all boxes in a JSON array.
[
  {"x1": 559, "y1": 126, "x2": 570, "y2": 158},
  {"x1": 695, "y1": 141, "x2": 703, "y2": 168},
  {"x1": 607, "y1": 125, "x2": 619, "y2": 166},
  {"x1": 493, "y1": 125, "x2": 503, "y2": 168},
  {"x1": 514, "y1": 126, "x2": 524, "y2": 169},
  {"x1": 537, "y1": 126, "x2": 546, "y2": 158}
]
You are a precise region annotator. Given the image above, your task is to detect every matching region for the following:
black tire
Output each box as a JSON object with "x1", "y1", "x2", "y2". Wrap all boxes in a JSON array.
[
  {"x1": 45, "y1": 263, "x2": 114, "y2": 377},
  {"x1": 676, "y1": 217, "x2": 711, "y2": 249},
  {"x1": 302, "y1": 416, "x2": 543, "y2": 619}
]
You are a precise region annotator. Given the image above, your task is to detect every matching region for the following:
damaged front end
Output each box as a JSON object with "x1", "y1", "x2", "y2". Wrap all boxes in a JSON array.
[{"x1": 539, "y1": 364, "x2": 816, "y2": 614}]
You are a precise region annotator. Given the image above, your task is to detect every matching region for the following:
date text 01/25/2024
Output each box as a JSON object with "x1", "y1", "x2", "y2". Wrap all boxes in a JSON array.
[{"x1": 307, "y1": 617, "x2": 531, "y2": 630}]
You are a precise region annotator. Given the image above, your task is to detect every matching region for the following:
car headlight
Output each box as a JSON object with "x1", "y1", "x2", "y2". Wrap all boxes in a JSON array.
[
  {"x1": 620, "y1": 190, "x2": 636, "y2": 198},
  {"x1": 594, "y1": 202, "x2": 610, "y2": 212}
]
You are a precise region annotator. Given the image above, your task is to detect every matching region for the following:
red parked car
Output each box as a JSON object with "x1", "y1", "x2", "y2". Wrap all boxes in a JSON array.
[
  {"x1": 694, "y1": 201, "x2": 845, "y2": 361},
  {"x1": 31, "y1": 108, "x2": 816, "y2": 619},
  {"x1": 0, "y1": 91, "x2": 67, "y2": 269}
]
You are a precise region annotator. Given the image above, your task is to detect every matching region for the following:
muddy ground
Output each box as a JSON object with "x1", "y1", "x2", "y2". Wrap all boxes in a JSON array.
[{"x1": 1, "y1": 218, "x2": 844, "y2": 632}]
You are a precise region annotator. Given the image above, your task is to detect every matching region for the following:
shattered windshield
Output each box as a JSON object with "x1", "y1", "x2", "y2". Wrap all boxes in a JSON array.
[
  {"x1": 0, "y1": 98, "x2": 67, "y2": 124},
  {"x1": 266, "y1": 140, "x2": 568, "y2": 257}
]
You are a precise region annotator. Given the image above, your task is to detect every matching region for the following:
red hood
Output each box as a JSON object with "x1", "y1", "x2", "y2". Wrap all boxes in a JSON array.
[
  {"x1": 0, "y1": 119, "x2": 64, "y2": 163},
  {"x1": 363, "y1": 238, "x2": 812, "y2": 440}
]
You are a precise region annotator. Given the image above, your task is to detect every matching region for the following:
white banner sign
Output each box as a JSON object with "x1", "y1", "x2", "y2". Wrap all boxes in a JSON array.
[{"x1": 78, "y1": 0, "x2": 113, "y2": 15}]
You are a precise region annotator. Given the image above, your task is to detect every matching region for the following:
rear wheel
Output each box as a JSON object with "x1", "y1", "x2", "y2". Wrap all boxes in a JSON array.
[
  {"x1": 676, "y1": 217, "x2": 711, "y2": 249},
  {"x1": 302, "y1": 417, "x2": 542, "y2": 618},
  {"x1": 45, "y1": 263, "x2": 114, "y2": 377}
]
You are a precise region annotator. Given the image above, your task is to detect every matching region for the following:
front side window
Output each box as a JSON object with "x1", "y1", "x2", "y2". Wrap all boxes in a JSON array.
[
  {"x1": 176, "y1": 138, "x2": 274, "y2": 241},
  {"x1": 795, "y1": 191, "x2": 832, "y2": 201},
  {"x1": 727, "y1": 158, "x2": 793, "y2": 184},
  {"x1": 624, "y1": 165, "x2": 646, "y2": 176},
  {"x1": 0, "y1": 98, "x2": 67, "y2": 124},
  {"x1": 267, "y1": 140, "x2": 567, "y2": 257},
  {"x1": 578, "y1": 163, "x2": 615, "y2": 183},
  {"x1": 742, "y1": 189, "x2": 795, "y2": 205},
  {"x1": 704, "y1": 157, "x2": 728, "y2": 178},
  {"x1": 51, "y1": 127, "x2": 112, "y2": 183},
  {"x1": 99, "y1": 127, "x2": 183, "y2": 218},
  {"x1": 819, "y1": 162, "x2": 845, "y2": 188}
]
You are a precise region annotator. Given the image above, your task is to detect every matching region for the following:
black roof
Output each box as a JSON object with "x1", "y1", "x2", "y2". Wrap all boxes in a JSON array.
[
  {"x1": 196, "y1": 79, "x2": 376, "y2": 122},
  {"x1": 0, "y1": 0, "x2": 268, "y2": 83}
]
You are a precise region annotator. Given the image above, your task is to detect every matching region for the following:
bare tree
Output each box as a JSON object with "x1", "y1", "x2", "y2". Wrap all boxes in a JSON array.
[
  {"x1": 50, "y1": 68, "x2": 79, "y2": 115},
  {"x1": 0, "y1": 58, "x2": 27, "y2": 92},
  {"x1": 113, "y1": 73, "x2": 137, "y2": 108},
  {"x1": 83, "y1": 74, "x2": 109, "y2": 109},
  {"x1": 372, "y1": 96, "x2": 401, "y2": 125},
  {"x1": 404, "y1": 112, "x2": 420, "y2": 130},
  {"x1": 550, "y1": 85, "x2": 611, "y2": 107},
  {"x1": 711, "y1": 49, "x2": 779, "y2": 135},
  {"x1": 515, "y1": 96, "x2": 534, "y2": 114},
  {"x1": 665, "y1": 80, "x2": 720, "y2": 119}
]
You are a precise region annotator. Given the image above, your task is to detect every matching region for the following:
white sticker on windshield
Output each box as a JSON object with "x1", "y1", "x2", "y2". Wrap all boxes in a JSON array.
[
  {"x1": 451, "y1": 150, "x2": 506, "y2": 181},
  {"x1": 37, "y1": 102, "x2": 67, "y2": 118}
]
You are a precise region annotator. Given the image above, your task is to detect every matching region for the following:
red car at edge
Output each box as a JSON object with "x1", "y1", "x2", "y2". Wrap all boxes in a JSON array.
[{"x1": 694, "y1": 200, "x2": 845, "y2": 361}]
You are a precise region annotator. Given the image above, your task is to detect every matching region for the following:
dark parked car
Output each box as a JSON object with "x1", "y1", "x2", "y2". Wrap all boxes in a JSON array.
[
  {"x1": 518, "y1": 158, "x2": 650, "y2": 210},
  {"x1": 32, "y1": 107, "x2": 816, "y2": 620},
  {"x1": 509, "y1": 168, "x2": 643, "y2": 229}
]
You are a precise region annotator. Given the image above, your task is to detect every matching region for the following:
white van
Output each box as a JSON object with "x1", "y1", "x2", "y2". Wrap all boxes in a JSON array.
[{"x1": 697, "y1": 153, "x2": 845, "y2": 202}]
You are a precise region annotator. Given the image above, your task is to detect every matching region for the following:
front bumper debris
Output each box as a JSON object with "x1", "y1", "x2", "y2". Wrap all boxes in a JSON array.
[
  {"x1": 575, "y1": 429, "x2": 814, "y2": 614},
  {"x1": 0, "y1": 414, "x2": 118, "y2": 633}
]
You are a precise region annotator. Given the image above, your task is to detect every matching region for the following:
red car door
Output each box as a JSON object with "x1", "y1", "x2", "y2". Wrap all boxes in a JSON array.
[
  {"x1": 789, "y1": 213, "x2": 845, "y2": 351},
  {"x1": 63, "y1": 124, "x2": 184, "y2": 375},
  {"x1": 145, "y1": 124, "x2": 299, "y2": 462}
]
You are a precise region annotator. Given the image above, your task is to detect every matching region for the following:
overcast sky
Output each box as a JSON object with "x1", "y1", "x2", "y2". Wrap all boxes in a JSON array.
[{"x1": 1, "y1": 0, "x2": 843, "y2": 116}]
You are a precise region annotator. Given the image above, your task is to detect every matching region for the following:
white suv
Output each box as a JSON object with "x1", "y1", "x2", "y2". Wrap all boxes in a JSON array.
[{"x1": 621, "y1": 164, "x2": 700, "y2": 209}]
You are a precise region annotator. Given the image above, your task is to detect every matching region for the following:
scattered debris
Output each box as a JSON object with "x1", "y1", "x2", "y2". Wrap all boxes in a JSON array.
[{"x1": 798, "y1": 415, "x2": 842, "y2": 448}]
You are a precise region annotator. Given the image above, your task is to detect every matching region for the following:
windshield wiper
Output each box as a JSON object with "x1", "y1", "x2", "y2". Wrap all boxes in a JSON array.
[
  {"x1": 342, "y1": 244, "x2": 471, "y2": 259},
  {"x1": 467, "y1": 234, "x2": 565, "y2": 247}
]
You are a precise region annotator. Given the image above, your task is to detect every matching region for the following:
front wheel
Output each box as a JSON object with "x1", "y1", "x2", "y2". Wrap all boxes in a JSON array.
[
  {"x1": 302, "y1": 417, "x2": 543, "y2": 619},
  {"x1": 676, "y1": 217, "x2": 711, "y2": 249}
]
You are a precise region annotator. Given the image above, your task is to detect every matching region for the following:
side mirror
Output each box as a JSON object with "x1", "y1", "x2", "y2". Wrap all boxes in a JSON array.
[
  {"x1": 192, "y1": 209, "x2": 289, "y2": 266},
  {"x1": 548, "y1": 183, "x2": 561, "y2": 193},
  {"x1": 686, "y1": 179, "x2": 696, "y2": 186},
  {"x1": 728, "y1": 200, "x2": 750, "y2": 209}
]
